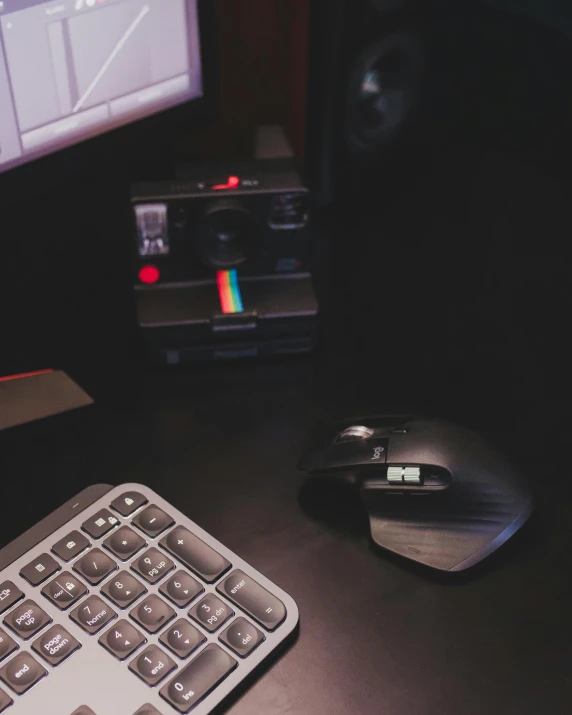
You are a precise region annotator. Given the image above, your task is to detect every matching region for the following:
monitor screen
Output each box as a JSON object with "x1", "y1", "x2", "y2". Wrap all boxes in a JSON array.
[{"x1": 0, "y1": 0, "x2": 203, "y2": 176}]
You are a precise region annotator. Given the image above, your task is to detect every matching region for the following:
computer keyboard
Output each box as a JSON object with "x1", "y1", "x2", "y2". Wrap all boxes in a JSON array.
[{"x1": 0, "y1": 484, "x2": 299, "y2": 714}]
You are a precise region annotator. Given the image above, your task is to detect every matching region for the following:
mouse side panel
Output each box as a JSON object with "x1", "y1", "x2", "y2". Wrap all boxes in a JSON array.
[
  {"x1": 363, "y1": 419, "x2": 534, "y2": 571},
  {"x1": 449, "y1": 502, "x2": 534, "y2": 571}
]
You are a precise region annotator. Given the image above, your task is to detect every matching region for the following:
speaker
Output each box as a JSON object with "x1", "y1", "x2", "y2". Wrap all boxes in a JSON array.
[
  {"x1": 307, "y1": 0, "x2": 433, "y2": 208},
  {"x1": 307, "y1": 0, "x2": 572, "y2": 209}
]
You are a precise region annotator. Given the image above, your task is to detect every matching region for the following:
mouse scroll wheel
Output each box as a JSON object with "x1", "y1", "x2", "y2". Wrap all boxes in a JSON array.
[
  {"x1": 387, "y1": 466, "x2": 422, "y2": 485},
  {"x1": 337, "y1": 426, "x2": 375, "y2": 442}
]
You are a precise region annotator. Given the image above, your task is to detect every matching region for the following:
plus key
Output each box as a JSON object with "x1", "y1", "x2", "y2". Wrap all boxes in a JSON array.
[{"x1": 159, "y1": 526, "x2": 231, "y2": 583}]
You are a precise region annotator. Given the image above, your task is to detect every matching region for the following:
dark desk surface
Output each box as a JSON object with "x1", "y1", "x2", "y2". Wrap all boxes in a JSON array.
[
  {"x1": 2, "y1": 141, "x2": 572, "y2": 715},
  {"x1": 1, "y1": 355, "x2": 571, "y2": 715}
]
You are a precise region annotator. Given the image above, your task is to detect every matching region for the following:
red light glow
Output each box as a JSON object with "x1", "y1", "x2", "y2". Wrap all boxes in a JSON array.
[
  {"x1": 0, "y1": 369, "x2": 54, "y2": 384},
  {"x1": 139, "y1": 266, "x2": 160, "y2": 285},
  {"x1": 212, "y1": 176, "x2": 241, "y2": 191}
]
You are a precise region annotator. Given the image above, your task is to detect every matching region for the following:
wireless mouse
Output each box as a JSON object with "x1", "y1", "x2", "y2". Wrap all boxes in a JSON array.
[{"x1": 299, "y1": 416, "x2": 533, "y2": 571}]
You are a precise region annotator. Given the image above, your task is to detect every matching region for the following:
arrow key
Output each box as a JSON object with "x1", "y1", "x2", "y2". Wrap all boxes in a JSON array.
[
  {"x1": 159, "y1": 571, "x2": 203, "y2": 608},
  {"x1": 101, "y1": 571, "x2": 147, "y2": 609},
  {"x1": 99, "y1": 619, "x2": 146, "y2": 660},
  {"x1": 159, "y1": 618, "x2": 206, "y2": 659}
]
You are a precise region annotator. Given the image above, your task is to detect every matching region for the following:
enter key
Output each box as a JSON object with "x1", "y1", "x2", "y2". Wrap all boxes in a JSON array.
[{"x1": 217, "y1": 570, "x2": 286, "y2": 631}]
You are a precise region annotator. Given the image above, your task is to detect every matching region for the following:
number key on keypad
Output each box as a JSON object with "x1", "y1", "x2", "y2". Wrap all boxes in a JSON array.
[
  {"x1": 0, "y1": 628, "x2": 17, "y2": 664},
  {"x1": 160, "y1": 644, "x2": 237, "y2": 713},
  {"x1": 132, "y1": 505, "x2": 174, "y2": 538},
  {"x1": 0, "y1": 581, "x2": 23, "y2": 616},
  {"x1": 159, "y1": 618, "x2": 205, "y2": 659},
  {"x1": 129, "y1": 644, "x2": 177, "y2": 686},
  {"x1": 130, "y1": 595, "x2": 175, "y2": 634},
  {"x1": 159, "y1": 570, "x2": 203, "y2": 609},
  {"x1": 104, "y1": 526, "x2": 146, "y2": 561},
  {"x1": 134, "y1": 706, "x2": 162, "y2": 715},
  {"x1": 42, "y1": 572, "x2": 88, "y2": 610},
  {"x1": 71, "y1": 708, "x2": 96, "y2": 715},
  {"x1": 4, "y1": 600, "x2": 51, "y2": 640},
  {"x1": 101, "y1": 571, "x2": 147, "y2": 609},
  {"x1": 0, "y1": 652, "x2": 47, "y2": 694},
  {"x1": 82, "y1": 509, "x2": 120, "y2": 539},
  {"x1": 0, "y1": 688, "x2": 12, "y2": 713},
  {"x1": 52, "y1": 530, "x2": 91, "y2": 562},
  {"x1": 132, "y1": 548, "x2": 174, "y2": 585},
  {"x1": 73, "y1": 548, "x2": 117, "y2": 585},
  {"x1": 32, "y1": 624, "x2": 81, "y2": 666},
  {"x1": 189, "y1": 594, "x2": 233, "y2": 633},
  {"x1": 99, "y1": 619, "x2": 146, "y2": 660},
  {"x1": 70, "y1": 595, "x2": 117, "y2": 635},
  {"x1": 20, "y1": 553, "x2": 60, "y2": 586}
]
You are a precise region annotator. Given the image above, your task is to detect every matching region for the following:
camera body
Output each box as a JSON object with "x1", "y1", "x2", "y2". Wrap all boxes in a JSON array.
[{"x1": 131, "y1": 161, "x2": 318, "y2": 364}]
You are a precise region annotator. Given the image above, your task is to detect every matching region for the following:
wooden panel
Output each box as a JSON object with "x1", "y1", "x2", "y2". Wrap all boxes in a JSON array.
[{"x1": 185, "y1": 0, "x2": 310, "y2": 160}]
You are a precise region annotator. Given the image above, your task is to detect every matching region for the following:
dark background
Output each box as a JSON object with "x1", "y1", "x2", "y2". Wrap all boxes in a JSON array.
[{"x1": 1, "y1": 1, "x2": 572, "y2": 714}]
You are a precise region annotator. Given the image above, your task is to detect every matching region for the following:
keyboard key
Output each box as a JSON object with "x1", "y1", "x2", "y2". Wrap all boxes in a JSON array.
[
  {"x1": 129, "y1": 644, "x2": 177, "y2": 686},
  {"x1": 32, "y1": 624, "x2": 81, "y2": 666},
  {"x1": 130, "y1": 595, "x2": 175, "y2": 634},
  {"x1": 70, "y1": 595, "x2": 117, "y2": 635},
  {"x1": 0, "y1": 688, "x2": 12, "y2": 712},
  {"x1": 101, "y1": 571, "x2": 147, "y2": 609},
  {"x1": 82, "y1": 509, "x2": 120, "y2": 539},
  {"x1": 159, "y1": 571, "x2": 203, "y2": 609},
  {"x1": 20, "y1": 553, "x2": 60, "y2": 586},
  {"x1": 111, "y1": 491, "x2": 148, "y2": 517},
  {"x1": 219, "y1": 617, "x2": 265, "y2": 658},
  {"x1": 132, "y1": 505, "x2": 174, "y2": 538},
  {"x1": 131, "y1": 548, "x2": 175, "y2": 585},
  {"x1": 159, "y1": 526, "x2": 231, "y2": 584},
  {"x1": 71, "y1": 708, "x2": 96, "y2": 715},
  {"x1": 0, "y1": 652, "x2": 47, "y2": 694},
  {"x1": 41, "y1": 572, "x2": 88, "y2": 610},
  {"x1": 134, "y1": 706, "x2": 162, "y2": 715},
  {"x1": 103, "y1": 526, "x2": 146, "y2": 561},
  {"x1": 4, "y1": 600, "x2": 51, "y2": 640},
  {"x1": 99, "y1": 619, "x2": 146, "y2": 660},
  {"x1": 217, "y1": 569, "x2": 286, "y2": 631},
  {"x1": 160, "y1": 644, "x2": 237, "y2": 713},
  {"x1": 73, "y1": 548, "x2": 117, "y2": 585},
  {"x1": 0, "y1": 582, "x2": 24, "y2": 616},
  {"x1": 159, "y1": 619, "x2": 205, "y2": 659},
  {"x1": 52, "y1": 531, "x2": 91, "y2": 562},
  {"x1": 189, "y1": 594, "x2": 233, "y2": 633},
  {"x1": 0, "y1": 628, "x2": 18, "y2": 663}
]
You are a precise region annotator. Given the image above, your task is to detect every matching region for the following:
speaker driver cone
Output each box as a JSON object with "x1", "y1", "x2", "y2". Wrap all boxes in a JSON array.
[{"x1": 347, "y1": 32, "x2": 424, "y2": 152}]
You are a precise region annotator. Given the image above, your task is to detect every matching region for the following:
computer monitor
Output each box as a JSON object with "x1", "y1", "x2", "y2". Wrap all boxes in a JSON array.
[{"x1": 0, "y1": 0, "x2": 212, "y2": 178}]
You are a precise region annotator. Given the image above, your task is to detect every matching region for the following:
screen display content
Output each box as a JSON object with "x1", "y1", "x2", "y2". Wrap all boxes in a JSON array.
[{"x1": 0, "y1": 0, "x2": 203, "y2": 174}]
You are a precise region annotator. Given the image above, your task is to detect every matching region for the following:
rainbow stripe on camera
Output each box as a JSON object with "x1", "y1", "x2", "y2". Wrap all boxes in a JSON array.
[{"x1": 217, "y1": 270, "x2": 244, "y2": 314}]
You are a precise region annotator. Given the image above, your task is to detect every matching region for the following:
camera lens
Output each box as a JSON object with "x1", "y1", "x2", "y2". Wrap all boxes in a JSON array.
[{"x1": 197, "y1": 200, "x2": 257, "y2": 269}]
